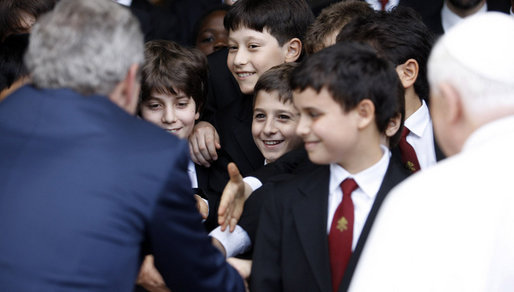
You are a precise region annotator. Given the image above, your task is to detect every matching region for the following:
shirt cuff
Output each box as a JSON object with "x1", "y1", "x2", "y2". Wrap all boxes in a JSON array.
[
  {"x1": 243, "y1": 176, "x2": 262, "y2": 192},
  {"x1": 209, "y1": 225, "x2": 252, "y2": 258}
]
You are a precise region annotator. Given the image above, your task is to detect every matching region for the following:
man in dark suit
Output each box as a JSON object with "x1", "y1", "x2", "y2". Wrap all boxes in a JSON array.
[
  {"x1": 399, "y1": 0, "x2": 511, "y2": 35},
  {"x1": 0, "y1": 0, "x2": 244, "y2": 291}
]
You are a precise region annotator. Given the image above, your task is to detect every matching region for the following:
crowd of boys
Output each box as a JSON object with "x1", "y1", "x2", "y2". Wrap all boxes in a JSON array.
[{"x1": 1, "y1": 0, "x2": 514, "y2": 291}]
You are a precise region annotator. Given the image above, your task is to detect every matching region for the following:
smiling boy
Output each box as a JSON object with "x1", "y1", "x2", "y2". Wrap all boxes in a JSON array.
[
  {"x1": 189, "y1": 0, "x2": 314, "y2": 231},
  {"x1": 251, "y1": 42, "x2": 409, "y2": 292}
]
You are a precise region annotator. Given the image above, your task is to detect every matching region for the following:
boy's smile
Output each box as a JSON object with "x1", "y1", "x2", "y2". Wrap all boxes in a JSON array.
[
  {"x1": 227, "y1": 27, "x2": 289, "y2": 94},
  {"x1": 294, "y1": 87, "x2": 361, "y2": 168},
  {"x1": 252, "y1": 90, "x2": 302, "y2": 163}
]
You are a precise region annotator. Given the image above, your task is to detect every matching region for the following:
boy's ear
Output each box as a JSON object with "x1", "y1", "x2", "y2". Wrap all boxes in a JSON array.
[
  {"x1": 283, "y1": 38, "x2": 302, "y2": 63},
  {"x1": 195, "y1": 111, "x2": 200, "y2": 120},
  {"x1": 395, "y1": 58, "x2": 419, "y2": 89},
  {"x1": 356, "y1": 99, "x2": 375, "y2": 130},
  {"x1": 385, "y1": 113, "x2": 402, "y2": 138}
]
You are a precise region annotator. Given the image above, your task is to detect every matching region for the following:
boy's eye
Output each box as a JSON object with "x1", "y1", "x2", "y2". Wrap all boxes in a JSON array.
[
  {"x1": 254, "y1": 113, "x2": 266, "y2": 120},
  {"x1": 248, "y1": 44, "x2": 259, "y2": 49},
  {"x1": 201, "y1": 36, "x2": 215, "y2": 43},
  {"x1": 278, "y1": 114, "x2": 291, "y2": 121},
  {"x1": 146, "y1": 103, "x2": 161, "y2": 110},
  {"x1": 228, "y1": 45, "x2": 238, "y2": 52}
]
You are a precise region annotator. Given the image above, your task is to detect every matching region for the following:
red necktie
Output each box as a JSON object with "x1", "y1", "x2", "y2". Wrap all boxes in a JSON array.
[
  {"x1": 380, "y1": 0, "x2": 389, "y2": 10},
  {"x1": 398, "y1": 127, "x2": 421, "y2": 173},
  {"x1": 328, "y1": 178, "x2": 358, "y2": 292}
]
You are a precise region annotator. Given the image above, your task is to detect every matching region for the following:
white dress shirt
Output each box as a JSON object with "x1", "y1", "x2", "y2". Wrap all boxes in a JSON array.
[
  {"x1": 441, "y1": 1, "x2": 487, "y2": 32},
  {"x1": 211, "y1": 146, "x2": 391, "y2": 257},
  {"x1": 404, "y1": 100, "x2": 437, "y2": 169},
  {"x1": 327, "y1": 145, "x2": 390, "y2": 250},
  {"x1": 349, "y1": 116, "x2": 514, "y2": 292},
  {"x1": 364, "y1": 0, "x2": 399, "y2": 11}
]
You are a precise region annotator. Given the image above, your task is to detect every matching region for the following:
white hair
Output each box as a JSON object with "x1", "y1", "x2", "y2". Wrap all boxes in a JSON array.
[
  {"x1": 25, "y1": 0, "x2": 144, "y2": 96},
  {"x1": 428, "y1": 12, "x2": 514, "y2": 116}
]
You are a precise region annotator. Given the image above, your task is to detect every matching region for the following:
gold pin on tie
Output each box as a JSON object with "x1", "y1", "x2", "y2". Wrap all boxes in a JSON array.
[
  {"x1": 406, "y1": 161, "x2": 416, "y2": 172},
  {"x1": 337, "y1": 216, "x2": 348, "y2": 232}
]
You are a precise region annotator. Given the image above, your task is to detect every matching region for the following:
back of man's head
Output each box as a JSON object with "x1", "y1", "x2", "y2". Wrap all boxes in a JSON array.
[
  {"x1": 224, "y1": 0, "x2": 314, "y2": 46},
  {"x1": 337, "y1": 7, "x2": 434, "y2": 101},
  {"x1": 428, "y1": 12, "x2": 514, "y2": 116},
  {"x1": 25, "y1": 0, "x2": 144, "y2": 96}
]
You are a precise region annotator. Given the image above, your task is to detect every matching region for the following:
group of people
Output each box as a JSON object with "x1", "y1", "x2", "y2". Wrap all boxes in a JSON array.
[{"x1": 1, "y1": 0, "x2": 514, "y2": 291}]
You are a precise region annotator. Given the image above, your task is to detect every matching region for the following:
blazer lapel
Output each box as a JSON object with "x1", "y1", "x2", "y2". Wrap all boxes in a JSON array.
[
  {"x1": 338, "y1": 157, "x2": 410, "y2": 292},
  {"x1": 291, "y1": 166, "x2": 332, "y2": 292}
]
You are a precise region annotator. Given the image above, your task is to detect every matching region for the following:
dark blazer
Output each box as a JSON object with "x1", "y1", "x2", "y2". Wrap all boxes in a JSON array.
[
  {"x1": 0, "y1": 86, "x2": 244, "y2": 292},
  {"x1": 251, "y1": 156, "x2": 410, "y2": 292},
  {"x1": 201, "y1": 48, "x2": 264, "y2": 231},
  {"x1": 399, "y1": 0, "x2": 511, "y2": 35}
]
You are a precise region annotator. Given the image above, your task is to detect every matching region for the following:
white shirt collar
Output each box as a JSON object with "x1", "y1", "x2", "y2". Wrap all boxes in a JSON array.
[
  {"x1": 404, "y1": 99, "x2": 431, "y2": 138},
  {"x1": 364, "y1": 0, "x2": 400, "y2": 11},
  {"x1": 442, "y1": 1, "x2": 487, "y2": 32},
  {"x1": 329, "y1": 145, "x2": 391, "y2": 201},
  {"x1": 188, "y1": 161, "x2": 198, "y2": 188}
]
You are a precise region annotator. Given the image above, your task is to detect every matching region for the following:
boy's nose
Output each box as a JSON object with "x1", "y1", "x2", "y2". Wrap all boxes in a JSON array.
[
  {"x1": 233, "y1": 49, "x2": 248, "y2": 65},
  {"x1": 263, "y1": 119, "x2": 277, "y2": 135},
  {"x1": 296, "y1": 116, "x2": 310, "y2": 137},
  {"x1": 162, "y1": 107, "x2": 176, "y2": 124}
]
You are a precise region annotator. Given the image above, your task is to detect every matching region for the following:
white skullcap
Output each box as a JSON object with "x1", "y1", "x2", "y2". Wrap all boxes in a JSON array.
[{"x1": 436, "y1": 12, "x2": 514, "y2": 85}]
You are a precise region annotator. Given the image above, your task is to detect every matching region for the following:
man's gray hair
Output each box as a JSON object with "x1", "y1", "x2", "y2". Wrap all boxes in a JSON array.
[
  {"x1": 428, "y1": 12, "x2": 514, "y2": 115},
  {"x1": 25, "y1": 0, "x2": 144, "y2": 96}
]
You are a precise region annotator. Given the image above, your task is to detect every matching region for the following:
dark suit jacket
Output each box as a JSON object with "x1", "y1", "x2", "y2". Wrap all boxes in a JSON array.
[
  {"x1": 200, "y1": 48, "x2": 264, "y2": 231},
  {"x1": 399, "y1": 0, "x2": 511, "y2": 35},
  {"x1": 0, "y1": 86, "x2": 244, "y2": 292},
  {"x1": 251, "y1": 156, "x2": 410, "y2": 292}
]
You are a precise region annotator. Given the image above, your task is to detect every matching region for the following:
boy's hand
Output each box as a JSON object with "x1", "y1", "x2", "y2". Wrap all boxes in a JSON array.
[
  {"x1": 136, "y1": 255, "x2": 170, "y2": 292},
  {"x1": 194, "y1": 194, "x2": 209, "y2": 220},
  {"x1": 218, "y1": 163, "x2": 251, "y2": 232},
  {"x1": 227, "y1": 257, "x2": 252, "y2": 280},
  {"x1": 189, "y1": 121, "x2": 221, "y2": 167}
]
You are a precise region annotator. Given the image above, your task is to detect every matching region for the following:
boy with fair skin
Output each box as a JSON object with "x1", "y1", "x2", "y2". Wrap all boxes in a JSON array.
[
  {"x1": 337, "y1": 8, "x2": 445, "y2": 173},
  {"x1": 251, "y1": 42, "x2": 409, "y2": 292},
  {"x1": 188, "y1": 0, "x2": 314, "y2": 231},
  {"x1": 136, "y1": 40, "x2": 209, "y2": 292}
]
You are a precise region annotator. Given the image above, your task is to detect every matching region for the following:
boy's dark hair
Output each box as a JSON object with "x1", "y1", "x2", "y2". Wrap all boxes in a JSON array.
[
  {"x1": 0, "y1": 0, "x2": 57, "y2": 41},
  {"x1": 304, "y1": 1, "x2": 374, "y2": 55},
  {"x1": 141, "y1": 40, "x2": 208, "y2": 113},
  {"x1": 0, "y1": 33, "x2": 29, "y2": 92},
  {"x1": 290, "y1": 41, "x2": 405, "y2": 146},
  {"x1": 336, "y1": 6, "x2": 434, "y2": 102},
  {"x1": 253, "y1": 62, "x2": 298, "y2": 107},
  {"x1": 224, "y1": 0, "x2": 314, "y2": 46}
]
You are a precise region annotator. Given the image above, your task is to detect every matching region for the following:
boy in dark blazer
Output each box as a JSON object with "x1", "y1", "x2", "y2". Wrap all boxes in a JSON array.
[
  {"x1": 189, "y1": 0, "x2": 315, "y2": 231},
  {"x1": 251, "y1": 41, "x2": 410, "y2": 292},
  {"x1": 338, "y1": 7, "x2": 445, "y2": 173}
]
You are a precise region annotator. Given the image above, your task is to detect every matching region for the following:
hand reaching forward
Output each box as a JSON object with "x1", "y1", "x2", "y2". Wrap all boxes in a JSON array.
[{"x1": 218, "y1": 163, "x2": 253, "y2": 232}]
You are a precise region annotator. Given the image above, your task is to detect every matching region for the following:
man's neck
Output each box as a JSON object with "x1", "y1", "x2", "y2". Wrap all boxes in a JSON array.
[{"x1": 446, "y1": 0, "x2": 486, "y2": 18}]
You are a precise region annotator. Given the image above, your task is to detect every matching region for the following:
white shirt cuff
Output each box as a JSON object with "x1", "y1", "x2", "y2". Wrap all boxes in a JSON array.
[
  {"x1": 209, "y1": 225, "x2": 252, "y2": 258},
  {"x1": 243, "y1": 176, "x2": 262, "y2": 192}
]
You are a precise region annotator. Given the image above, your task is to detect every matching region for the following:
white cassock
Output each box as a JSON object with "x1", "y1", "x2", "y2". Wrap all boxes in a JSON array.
[{"x1": 349, "y1": 116, "x2": 514, "y2": 292}]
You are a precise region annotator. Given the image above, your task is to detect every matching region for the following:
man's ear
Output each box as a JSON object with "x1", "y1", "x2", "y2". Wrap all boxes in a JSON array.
[
  {"x1": 438, "y1": 82, "x2": 463, "y2": 125},
  {"x1": 395, "y1": 58, "x2": 419, "y2": 89},
  {"x1": 283, "y1": 38, "x2": 302, "y2": 63},
  {"x1": 109, "y1": 64, "x2": 140, "y2": 114},
  {"x1": 356, "y1": 99, "x2": 375, "y2": 130}
]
